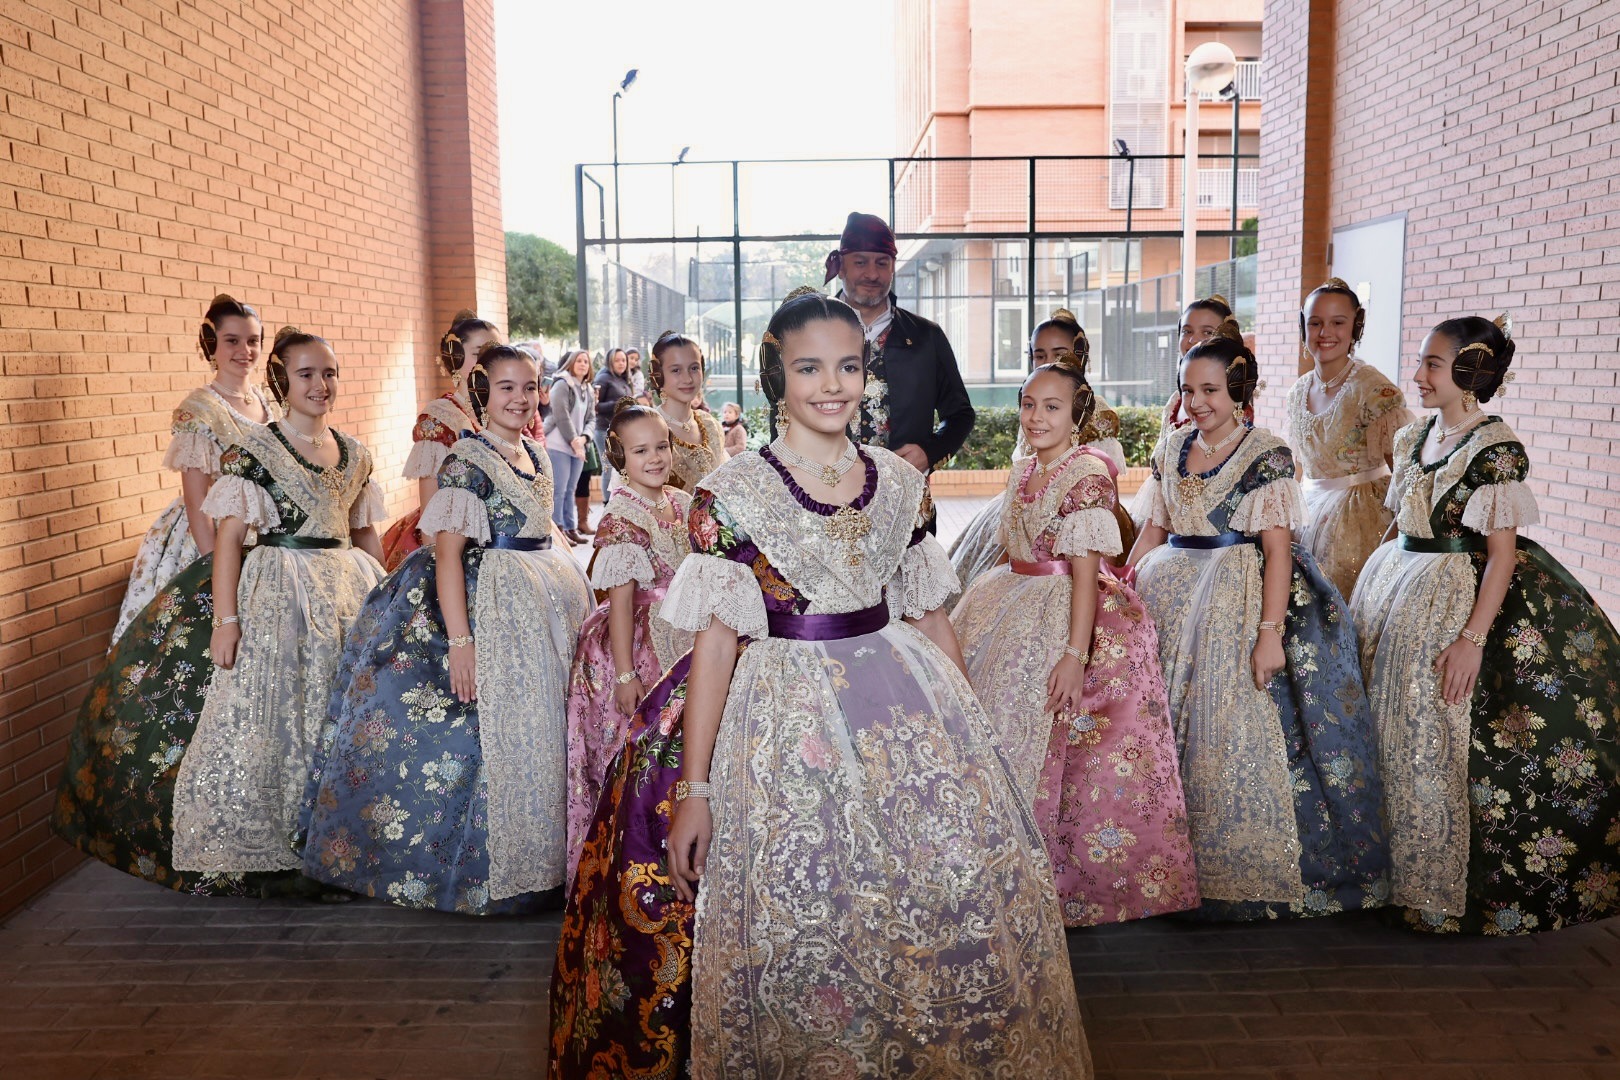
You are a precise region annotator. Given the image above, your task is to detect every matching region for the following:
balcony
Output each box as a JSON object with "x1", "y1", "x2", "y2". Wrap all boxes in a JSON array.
[
  {"x1": 1197, "y1": 166, "x2": 1259, "y2": 210},
  {"x1": 1196, "y1": 58, "x2": 1262, "y2": 101}
]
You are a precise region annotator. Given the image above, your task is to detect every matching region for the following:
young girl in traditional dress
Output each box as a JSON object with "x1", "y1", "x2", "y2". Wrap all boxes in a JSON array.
[
  {"x1": 1287, "y1": 279, "x2": 1413, "y2": 600},
  {"x1": 952, "y1": 354, "x2": 1199, "y2": 926},
  {"x1": 1128, "y1": 294, "x2": 1234, "y2": 531},
  {"x1": 649, "y1": 330, "x2": 728, "y2": 492},
  {"x1": 110, "y1": 294, "x2": 276, "y2": 643},
  {"x1": 301, "y1": 346, "x2": 591, "y2": 914},
  {"x1": 563, "y1": 401, "x2": 694, "y2": 884},
  {"x1": 379, "y1": 311, "x2": 501, "y2": 570},
  {"x1": 161, "y1": 328, "x2": 388, "y2": 879},
  {"x1": 1351, "y1": 315, "x2": 1620, "y2": 935},
  {"x1": 549, "y1": 288, "x2": 1088, "y2": 1079},
  {"x1": 948, "y1": 310, "x2": 1129, "y2": 603},
  {"x1": 1128, "y1": 321, "x2": 1390, "y2": 920}
]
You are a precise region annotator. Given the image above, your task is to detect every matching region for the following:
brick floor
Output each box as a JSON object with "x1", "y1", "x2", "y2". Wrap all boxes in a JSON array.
[
  {"x1": 13, "y1": 497, "x2": 1620, "y2": 1078},
  {"x1": 7, "y1": 862, "x2": 1620, "y2": 1078}
]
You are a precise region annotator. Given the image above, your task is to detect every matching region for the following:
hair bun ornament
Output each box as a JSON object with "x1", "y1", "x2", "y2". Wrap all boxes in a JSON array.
[
  {"x1": 273, "y1": 324, "x2": 304, "y2": 350},
  {"x1": 611, "y1": 396, "x2": 642, "y2": 420},
  {"x1": 1321, "y1": 276, "x2": 1353, "y2": 292},
  {"x1": 1050, "y1": 307, "x2": 1079, "y2": 323},
  {"x1": 1494, "y1": 312, "x2": 1513, "y2": 340},
  {"x1": 450, "y1": 308, "x2": 479, "y2": 324},
  {"x1": 1214, "y1": 316, "x2": 1246, "y2": 345},
  {"x1": 211, "y1": 292, "x2": 239, "y2": 308},
  {"x1": 783, "y1": 284, "x2": 823, "y2": 303},
  {"x1": 1051, "y1": 348, "x2": 1088, "y2": 377},
  {"x1": 1206, "y1": 292, "x2": 1231, "y2": 309}
]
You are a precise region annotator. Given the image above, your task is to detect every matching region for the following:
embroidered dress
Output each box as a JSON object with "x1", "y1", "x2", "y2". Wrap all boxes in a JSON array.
[
  {"x1": 1351, "y1": 417, "x2": 1620, "y2": 935},
  {"x1": 1287, "y1": 363, "x2": 1413, "y2": 600},
  {"x1": 666, "y1": 409, "x2": 728, "y2": 493},
  {"x1": 550, "y1": 447, "x2": 1090, "y2": 1080},
  {"x1": 168, "y1": 425, "x2": 388, "y2": 875},
  {"x1": 111, "y1": 385, "x2": 276, "y2": 644},
  {"x1": 301, "y1": 435, "x2": 591, "y2": 913},
  {"x1": 947, "y1": 403, "x2": 1132, "y2": 608},
  {"x1": 380, "y1": 391, "x2": 478, "y2": 571},
  {"x1": 564, "y1": 487, "x2": 693, "y2": 886},
  {"x1": 1134, "y1": 424, "x2": 1391, "y2": 920},
  {"x1": 855, "y1": 328, "x2": 892, "y2": 446},
  {"x1": 952, "y1": 448, "x2": 1199, "y2": 925}
]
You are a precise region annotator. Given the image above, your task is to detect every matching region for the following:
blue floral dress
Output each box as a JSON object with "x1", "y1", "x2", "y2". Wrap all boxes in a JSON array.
[
  {"x1": 1134, "y1": 424, "x2": 1391, "y2": 919},
  {"x1": 300, "y1": 434, "x2": 591, "y2": 914}
]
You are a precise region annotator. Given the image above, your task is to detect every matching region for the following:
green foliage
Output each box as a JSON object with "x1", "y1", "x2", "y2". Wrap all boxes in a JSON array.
[
  {"x1": 1235, "y1": 216, "x2": 1259, "y2": 258},
  {"x1": 505, "y1": 232, "x2": 577, "y2": 339},
  {"x1": 938, "y1": 405, "x2": 1162, "y2": 471}
]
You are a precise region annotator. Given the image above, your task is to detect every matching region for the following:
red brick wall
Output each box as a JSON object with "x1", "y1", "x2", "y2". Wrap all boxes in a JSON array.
[
  {"x1": 1257, "y1": 0, "x2": 1620, "y2": 615},
  {"x1": 0, "y1": 0, "x2": 506, "y2": 916}
]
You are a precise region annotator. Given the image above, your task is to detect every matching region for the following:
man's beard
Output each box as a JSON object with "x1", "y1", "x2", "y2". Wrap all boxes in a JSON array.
[{"x1": 841, "y1": 281, "x2": 890, "y2": 308}]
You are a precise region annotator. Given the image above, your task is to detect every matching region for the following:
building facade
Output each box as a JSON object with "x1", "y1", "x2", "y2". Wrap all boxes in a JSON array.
[{"x1": 0, "y1": 0, "x2": 506, "y2": 916}]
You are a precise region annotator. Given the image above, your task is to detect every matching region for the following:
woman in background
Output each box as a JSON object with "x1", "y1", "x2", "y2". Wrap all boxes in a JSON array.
[{"x1": 546, "y1": 349, "x2": 594, "y2": 544}]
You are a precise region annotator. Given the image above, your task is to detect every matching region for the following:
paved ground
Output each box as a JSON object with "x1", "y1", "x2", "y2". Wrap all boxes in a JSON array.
[{"x1": 11, "y1": 495, "x2": 1620, "y2": 1078}]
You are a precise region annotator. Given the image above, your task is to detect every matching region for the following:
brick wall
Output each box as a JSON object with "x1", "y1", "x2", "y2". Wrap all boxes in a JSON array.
[
  {"x1": 0, "y1": 0, "x2": 506, "y2": 916},
  {"x1": 1257, "y1": 0, "x2": 1620, "y2": 615}
]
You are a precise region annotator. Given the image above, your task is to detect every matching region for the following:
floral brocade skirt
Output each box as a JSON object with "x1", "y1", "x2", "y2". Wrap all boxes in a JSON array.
[
  {"x1": 110, "y1": 496, "x2": 199, "y2": 646},
  {"x1": 53, "y1": 557, "x2": 313, "y2": 898},
  {"x1": 1353, "y1": 537, "x2": 1620, "y2": 934},
  {"x1": 953, "y1": 564, "x2": 1199, "y2": 925}
]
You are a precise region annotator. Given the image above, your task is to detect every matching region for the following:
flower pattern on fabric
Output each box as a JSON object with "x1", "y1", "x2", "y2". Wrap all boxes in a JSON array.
[
  {"x1": 383, "y1": 393, "x2": 479, "y2": 571},
  {"x1": 1356, "y1": 418, "x2": 1620, "y2": 933}
]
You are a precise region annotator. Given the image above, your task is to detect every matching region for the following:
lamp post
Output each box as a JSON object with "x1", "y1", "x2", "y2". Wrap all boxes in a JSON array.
[
  {"x1": 1182, "y1": 43, "x2": 1237, "y2": 309},
  {"x1": 1219, "y1": 81, "x2": 1242, "y2": 260},
  {"x1": 611, "y1": 68, "x2": 638, "y2": 260},
  {"x1": 672, "y1": 147, "x2": 688, "y2": 296}
]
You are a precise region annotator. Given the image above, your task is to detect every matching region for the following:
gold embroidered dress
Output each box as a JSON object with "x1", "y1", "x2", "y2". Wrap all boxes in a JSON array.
[
  {"x1": 666, "y1": 408, "x2": 728, "y2": 492},
  {"x1": 1351, "y1": 417, "x2": 1620, "y2": 934},
  {"x1": 1134, "y1": 424, "x2": 1390, "y2": 919},
  {"x1": 111, "y1": 385, "x2": 276, "y2": 643},
  {"x1": 651, "y1": 447, "x2": 1088, "y2": 1078},
  {"x1": 169, "y1": 425, "x2": 387, "y2": 874},
  {"x1": 1286, "y1": 363, "x2": 1413, "y2": 600}
]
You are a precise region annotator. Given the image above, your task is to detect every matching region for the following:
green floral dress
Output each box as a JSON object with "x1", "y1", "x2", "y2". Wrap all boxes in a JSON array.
[{"x1": 1353, "y1": 417, "x2": 1620, "y2": 934}]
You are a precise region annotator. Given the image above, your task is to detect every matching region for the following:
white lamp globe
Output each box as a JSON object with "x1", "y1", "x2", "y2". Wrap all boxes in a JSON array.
[{"x1": 1186, "y1": 42, "x2": 1238, "y2": 94}]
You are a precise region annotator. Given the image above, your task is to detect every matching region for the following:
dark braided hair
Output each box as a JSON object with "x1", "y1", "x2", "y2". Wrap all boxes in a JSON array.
[
  {"x1": 1435, "y1": 315, "x2": 1516, "y2": 403},
  {"x1": 439, "y1": 309, "x2": 502, "y2": 378}
]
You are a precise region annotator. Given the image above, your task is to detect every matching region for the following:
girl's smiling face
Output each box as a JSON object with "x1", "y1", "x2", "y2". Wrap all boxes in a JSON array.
[
  {"x1": 779, "y1": 317, "x2": 865, "y2": 435},
  {"x1": 1019, "y1": 369, "x2": 1081, "y2": 455},
  {"x1": 280, "y1": 341, "x2": 339, "y2": 420},
  {"x1": 1178, "y1": 356, "x2": 1239, "y2": 434}
]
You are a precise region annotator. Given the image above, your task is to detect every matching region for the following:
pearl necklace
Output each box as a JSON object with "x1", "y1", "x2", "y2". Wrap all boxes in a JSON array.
[
  {"x1": 280, "y1": 419, "x2": 329, "y2": 449},
  {"x1": 771, "y1": 437, "x2": 858, "y2": 488},
  {"x1": 480, "y1": 427, "x2": 524, "y2": 457},
  {"x1": 619, "y1": 484, "x2": 673, "y2": 518},
  {"x1": 1436, "y1": 410, "x2": 1485, "y2": 443},
  {"x1": 1311, "y1": 358, "x2": 1358, "y2": 393},
  {"x1": 211, "y1": 380, "x2": 253, "y2": 404},
  {"x1": 659, "y1": 403, "x2": 696, "y2": 433},
  {"x1": 1195, "y1": 421, "x2": 1245, "y2": 456},
  {"x1": 1033, "y1": 444, "x2": 1082, "y2": 482}
]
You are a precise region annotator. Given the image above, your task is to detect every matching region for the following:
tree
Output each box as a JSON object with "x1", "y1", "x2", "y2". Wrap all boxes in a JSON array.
[
  {"x1": 505, "y1": 232, "x2": 577, "y2": 339},
  {"x1": 1235, "y1": 217, "x2": 1259, "y2": 258}
]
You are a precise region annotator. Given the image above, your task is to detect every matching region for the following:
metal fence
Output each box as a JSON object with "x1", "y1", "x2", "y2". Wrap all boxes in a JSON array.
[{"x1": 576, "y1": 154, "x2": 1257, "y2": 410}]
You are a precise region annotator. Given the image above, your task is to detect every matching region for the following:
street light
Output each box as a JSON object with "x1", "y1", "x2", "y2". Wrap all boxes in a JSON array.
[
  {"x1": 611, "y1": 68, "x2": 638, "y2": 256},
  {"x1": 1182, "y1": 42, "x2": 1236, "y2": 308},
  {"x1": 1114, "y1": 139, "x2": 1134, "y2": 285},
  {"x1": 1218, "y1": 81, "x2": 1243, "y2": 259}
]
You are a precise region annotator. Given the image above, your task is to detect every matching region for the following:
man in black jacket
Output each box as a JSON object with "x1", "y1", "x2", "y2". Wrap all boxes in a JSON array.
[{"x1": 823, "y1": 212, "x2": 975, "y2": 481}]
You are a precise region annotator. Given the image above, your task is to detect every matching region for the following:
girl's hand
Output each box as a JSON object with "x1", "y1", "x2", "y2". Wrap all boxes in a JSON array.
[
  {"x1": 1251, "y1": 630, "x2": 1286, "y2": 691},
  {"x1": 1045, "y1": 653, "x2": 1088, "y2": 716},
  {"x1": 210, "y1": 623, "x2": 241, "y2": 669},
  {"x1": 1434, "y1": 637, "x2": 1482, "y2": 706},
  {"x1": 667, "y1": 797, "x2": 712, "y2": 903},
  {"x1": 613, "y1": 675, "x2": 645, "y2": 717},
  {"x1": 448, "y1": 642, "x2": 477, "y2": 703}
]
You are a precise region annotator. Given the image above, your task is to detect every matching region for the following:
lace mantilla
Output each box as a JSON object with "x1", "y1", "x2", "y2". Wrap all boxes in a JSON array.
[
  {"x1": 1003, "y1": 451, "x2": 1120, "y2": 561},
  {"x1": 165, "y1": 385, "x2": 275, "y2": 477},
  {"x1": 660, "y1": 552, "x2": 768, "y2": 636},
  {"x1": 449, "y1": 436, "x2": 556, "y2": 539},
  {"x1": 601, "y1": 487, "x2": 693, "y2": 583},
  {"x1": 668, "y1": 410, "x2": 727, "y2": 492},
  {"x1": 1154, "y1": 425, "x2": 1293, "y2": 537}
]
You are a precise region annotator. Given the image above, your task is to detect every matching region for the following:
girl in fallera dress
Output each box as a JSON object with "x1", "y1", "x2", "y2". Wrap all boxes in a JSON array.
[
  {"x1": 1128, "y1": 294, "x2": 1233, "y2": 531},
  {"x1": 948, "y1": 309, "x2": 1131, "y2": 604},
  {"x1": 379, "y1": 311, "x2": 500, "y2": 571},
  {"x1": 563, "y1": 400, "x2": 693, "y2": 886},
  {"x1": 53, "y1": 301, "x2": 302, "y2": 897},
  {"x1": 952, "y1": 353, "x2": 1199, "y2": 926},
  {"x1": 1351, "y1": 315, "x2": 1620, "y2": 935},
  {"x1": 549, "y1": 289, "x2": 1089, "y2": 1080},
  {"x1": 166, "y1": 329, "x2": 389, "y2": 879},
  {"x1": 1287, "y1": 279, "x2": 1413, "y2": 601},
  {"x1": 301, "y1": 346, "x2": 591, "y2": 914},
  {"x1": 649, "y1": 329, "x2": 729, "y2": 492},
  {"x1": 109, "y1": 294, "x2": 277, "y2": 644},
  {"x1": 1128, "y1": 320, "x2": 1390, "y2": 921}
]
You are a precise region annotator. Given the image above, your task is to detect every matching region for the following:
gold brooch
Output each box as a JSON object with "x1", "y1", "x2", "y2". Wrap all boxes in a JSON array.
[{"x1": 825, "y1": 504, "x2": 871, "y2": 567}]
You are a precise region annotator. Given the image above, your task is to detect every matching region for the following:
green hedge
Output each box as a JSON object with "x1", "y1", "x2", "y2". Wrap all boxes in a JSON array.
[{"x1": 739, "y1": 403, "x2": 1162, "y2": 469}]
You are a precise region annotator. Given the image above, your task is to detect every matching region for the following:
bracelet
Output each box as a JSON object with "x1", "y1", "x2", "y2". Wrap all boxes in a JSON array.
[
  {"x1": 212, "y1": 614, "x2": 239, "y2": 629},
  {"x1": 1457, "y1": 628, "x2": 1486, "y2": 647},
  {"x1": 1061, "y1": 645, "x2": 1090, "y2": 665},
  {"x1": 674, "y1": 780, "x2": 712, "y2": 802},
  {"x1": 1257, "y1": 620, "x2": 1284, "y2": 634},
  {"x1": 615, "y1": 669, "x2": 639, "y2": 686},
  {"x1": 447, "y1": 634, "x2": 474, "y2": 648}
]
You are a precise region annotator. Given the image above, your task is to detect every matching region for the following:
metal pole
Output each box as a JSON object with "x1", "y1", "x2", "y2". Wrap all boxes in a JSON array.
[
  {"x1": 1123, "y1": 157, "x2": 1134, "y2": 286},
  {"x1": 612, "y1": 92, "x2": 621, "y2": 263},
  {"x1": 1026, "y1": 156, "x2": 1037, "y2": 370},
  {"x1": 575, "y1": 165, "x2": 590, "y2": 351},
  {"x1": 887, "y1": 158, "x2": 897, "y2": 229},
  {"x1": 1181, "y1": 76, "x2": 1199, "y2": 310},
  {"x1": 732, "y1": 160, "x2": 744, "y2": 408},
  {"x1": 1230, "y1": 90, "x2": 1241, "y2": 260}
]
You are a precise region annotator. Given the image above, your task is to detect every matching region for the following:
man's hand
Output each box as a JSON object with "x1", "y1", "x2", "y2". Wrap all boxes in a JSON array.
[{"x1": 893, "y1": 443, "x2": 929, "y2": 472}]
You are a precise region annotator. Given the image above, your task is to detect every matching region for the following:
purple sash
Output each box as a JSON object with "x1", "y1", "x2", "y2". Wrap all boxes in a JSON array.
[{"x1": 765, "y1": 599, "x2": 890, "y2": 641}]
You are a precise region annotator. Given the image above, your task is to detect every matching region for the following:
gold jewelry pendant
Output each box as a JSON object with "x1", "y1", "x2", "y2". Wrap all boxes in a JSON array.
[
  {"x1": 1177, "y1": 473, "x2": 1206, "y2": 507},
  {"x1": 319, "y1": 465, "x2": 346, "y2": 495},
  {"x1": 825, "y1": 504, "x2": 871, "y2": 567}
]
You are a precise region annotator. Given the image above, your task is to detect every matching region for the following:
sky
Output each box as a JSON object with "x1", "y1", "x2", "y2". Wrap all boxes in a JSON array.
[{"x1": 494, "y1": 0, "x2": 897, "y2": 253}]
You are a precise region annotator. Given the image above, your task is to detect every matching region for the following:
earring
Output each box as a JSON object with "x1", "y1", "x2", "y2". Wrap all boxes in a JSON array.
[
  {"x1": 775, "y1": 401, "x2": 790, "y2": 432},
  {"x1": 451, "y1": 371, "x2": 464, "y2": 389},
  {"x1": 1462, "y1": 389, "x2": 1477, "y2": 411},
  {"x1": 1070, "y1": 423, "x2": 1082, "y2": 447}
]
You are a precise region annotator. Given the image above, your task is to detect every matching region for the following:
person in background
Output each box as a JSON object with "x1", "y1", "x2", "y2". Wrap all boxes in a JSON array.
[
  {"x1": 720, "y1": 400, "x2": 748, "y2": 457},
  {"x1": 546, "y1": 349, "x2": 595, "y2": 544},
  {"x1": 824, "y1": 212, "x2": 974, "y2": 528},
  {"x1": 593, "y1": 347, "x2": 635, "y2": 503},
  {"x1": 625, "y1": 346, "x2": 647, "y2": 397}
]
